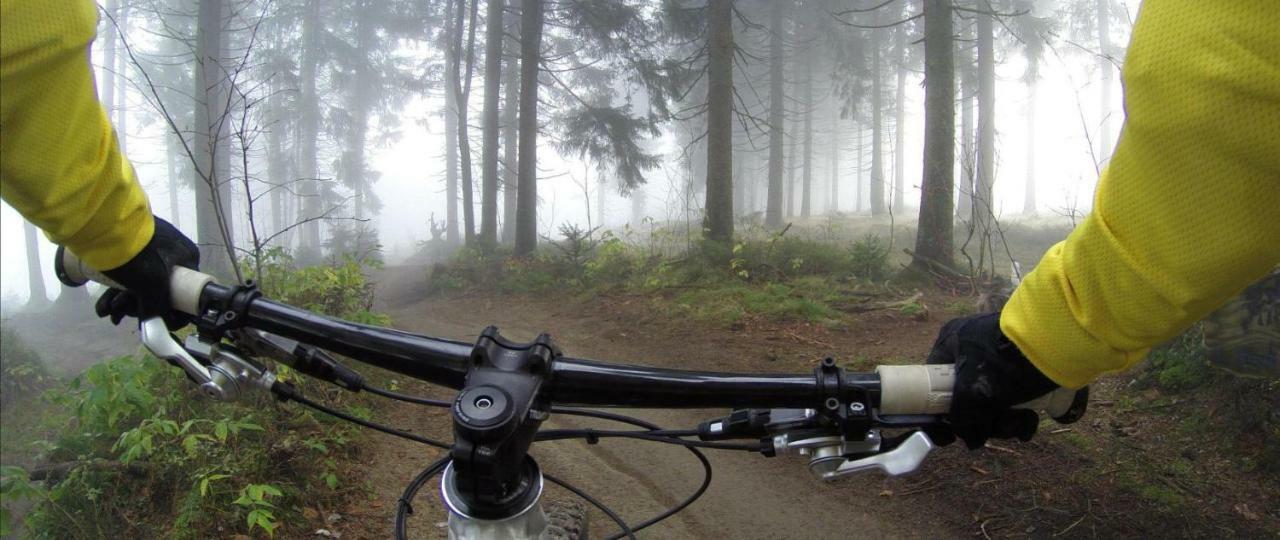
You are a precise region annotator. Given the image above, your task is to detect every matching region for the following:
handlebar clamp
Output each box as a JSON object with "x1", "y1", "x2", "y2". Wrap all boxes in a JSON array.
[
  {"x1": 449, "y1": 326, "x2": 559, "y2": 519},
  {"x1": 194, "y1": 282, "x2": 261, "y2": 341}
]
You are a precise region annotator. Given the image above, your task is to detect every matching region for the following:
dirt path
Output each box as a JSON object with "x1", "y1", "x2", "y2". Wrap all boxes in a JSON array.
[
  {"x1": 341, "y1": 268, "x2": 958, "y2": 539},
  {"x1": 338, "y1": 265, "x2": 1278, "y2": 539}
]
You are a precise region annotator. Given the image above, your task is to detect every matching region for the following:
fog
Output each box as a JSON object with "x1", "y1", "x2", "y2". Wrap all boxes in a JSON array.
[{"x1": 2, "y1": 0, "x2": 1139, "y2": 306}]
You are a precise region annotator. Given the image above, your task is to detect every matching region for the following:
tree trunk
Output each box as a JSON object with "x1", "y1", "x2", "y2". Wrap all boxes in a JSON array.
[
  {"x1": 1023, "y1": 76, "x2": 1037, "y2": 214},
  {"x1": 703, "y1": 0, "x2": 734, "y2": 244},
  {"x1": 297, "y1": 0, "x2": 322, "y2": 259},
  {"x1": 764, "y1": 0, "x2": 785, "y2": 228},
  {"x1": 444, "y1": 6, "x2": 461, "y2": 246},
  {"x1": 870, "y1": 37, "x2": 886, "y2": 217},
  {"x1": 346, "y1": 0, "x2": 373, "y2": 221},
  {"x1": 513, "y1": 0, "x2": 543, "y2": 256},
  {"x1": 910, "y1": 0, "x2": 955, "y2": 271},
  {"x1": 786, "y1": 112, "x2": 798, "y2": 219},
  {"x1": 892, "y1": 28, "x2": 906, "y2": 213},
  {"x1": 166, "y1": 132, "x2": 182, "y2": 229},
  {"x1": 500, "y1": 0, "x2": 520, "y2": 244},
  {"x1": 800, "y1": 54, "x2": 813, "y2": 219},
  {"x1": 1097, "y1": 0, "x2": 1113, "y2": 163},
  {"x1": 829, "y1": 109, "x2": 839, "y2": 213},
  {"x1": 102, "y1": 0, "x2": 118, "y2": 122},
  {"x1": 115, "y1": 3, "x2": 129, "y2": 154},
  {"x1": 596, "y1": 175, "x2": 607, "y2": 229},
  {"x1": 23, "y1": 221, "x2": 49, "y2": 308},
  {"x1": 267, "y1": 77, "x2": 287, "y2": 243},
  {"x1": 452, "y1": 0, "x2": 481, "y2": 245},
  {"x1": 956, "y1": 48, "x2": 974, "y2": 220},
  {"x1": 855, "y1": 123, "x2": 863, "y2": 212},
  {"x1": 478, "y1": 0, "x2": 504, "y2": 244},
  {"x1": 193, "y1": 0, "x2": 234, "y2": 279},
  {"x1": 972, "y1": 5, "x2": 995, "y2": 239}
]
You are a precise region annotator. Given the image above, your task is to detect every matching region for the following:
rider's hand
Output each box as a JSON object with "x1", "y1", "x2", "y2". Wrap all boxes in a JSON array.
[
  {"x1": 926, "y1": 312, "x2": 1059, "y2": 449},
  {"x1": 96, "y1": 216, "x2": 200, "y2": 329}
]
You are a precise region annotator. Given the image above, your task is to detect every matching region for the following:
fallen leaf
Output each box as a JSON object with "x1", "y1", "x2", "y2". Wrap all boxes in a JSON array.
[
  {"x1": 303, "y1": 507, "x2": 320, "y2": 520},
  {"x1": 1234, "y1": 503, "x2": 1260, "y2": 521},
  {"x1": 879, "y1": 489, "x2": 893, "y2": 497}
]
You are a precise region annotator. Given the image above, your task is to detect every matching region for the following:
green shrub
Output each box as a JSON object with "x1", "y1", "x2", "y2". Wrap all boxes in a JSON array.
[
  {"x1": 1, "y1": 324, "x2": 50, "y2": 408},
  {"x1": 848, "y1": 234, "x2": 891, "y2": 281}
]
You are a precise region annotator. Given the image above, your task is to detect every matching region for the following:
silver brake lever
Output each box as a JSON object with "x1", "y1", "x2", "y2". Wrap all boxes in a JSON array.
[
  {"x1": 139, "y1": 317, "x2": 224, "y2": 400},
  {"x1": 821, "y1": 431, "x2": 934, "y2": 480}
]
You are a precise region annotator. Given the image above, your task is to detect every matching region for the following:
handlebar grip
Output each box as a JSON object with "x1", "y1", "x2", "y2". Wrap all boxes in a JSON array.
[
  {"x1": 876, "y1": 364, "x2": 1087, "y2": 422},
  {"x1": 54, "y1": 246, "x2": 216, "y2": 316}
]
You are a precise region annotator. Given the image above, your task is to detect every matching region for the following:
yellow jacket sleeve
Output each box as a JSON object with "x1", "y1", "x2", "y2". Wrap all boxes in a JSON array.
[
  {"x1": 1001, "y1": 0, "x2": 1280, "y2": 390},
  {"x1": 0, "y1": 0, "x2": 153, "y2": 271}
]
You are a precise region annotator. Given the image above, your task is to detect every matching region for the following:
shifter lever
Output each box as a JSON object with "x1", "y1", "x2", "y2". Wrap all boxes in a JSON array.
[
  {"x1": 821, "y1": 431, "x2": 934, "y2": 480},
  {"x1": 139, "y1": 317, "x2": 224, "y2": 400}
]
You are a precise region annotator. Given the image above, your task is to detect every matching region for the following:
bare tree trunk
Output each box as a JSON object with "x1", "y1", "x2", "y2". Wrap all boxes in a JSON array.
[
  {"x1": 829, "y1": 109, "x2": 839, "y2": 214},
  {"x1": 703, "y1": 0, "x2": 734, "y2": 244},
  {"x1": 764, "y1": 0, "x2": 785, "y2": 228},
  {"x1": 870, "y1": 36, "x2": 886, "y2": 217},
  {"x1": 297, "y1": 0, "x2": 322, "y2": 259},
  {"x1": 596, "y1": 175, "x2": 607, "y2": 229},
  {"x1": 115, "y1": 3, "x2": 129, "y2": 154},
  {"x1": 1097, "y1": 0, "x2": 1113, "y2": 163},
  {"x1": 855, "y1": 123, "x2": 863, "y2": 213},
  {"x1": 500, "y1": 0, "x2": 520, "y2": 244},
  {"x1": 267, "y1": 76, "x2": 287, "y2": 242},
  {"x1": 166, "y1": 132, "x2": 182, "y2": 229},
  {"x1": 956, "y1": 46, "x2": 975, "y2": 220},
  {"x1": 23, "y1": 221, "x2": 49, "y2": 308},
  {"x1": 452, "y1": 0, "x2": 481, "y2": 245},
  {"x1": 102, "y1": 0, "x2": 118, "y2": 121},
  {"x1": 786, "y1": 112, "x2": 798, "y2": 219},
  {"x1": 513, "y1": 0, "x2": 543, "y2": 255},
  {"x1": 893, "y1": 27, "x2": 906, "y2": 213},
  {"x1": 909, "y1": 0, "x2": 955, "y2": 271},
  {"x1": 972, "y1": 5, "x2": 995, "y2": 244},
  {"x1": 478, "y1": 0, "x2": 504, "y2": 244},
  {"x1": 800, "y1": 53, "x2": 813, "y2": 219},
  {"x1": 1023, "y1": 76, "x2": 1037, "y2": 214},
  {"x1": 193, "y1": 0, "x2": 233, "y2": 278}
]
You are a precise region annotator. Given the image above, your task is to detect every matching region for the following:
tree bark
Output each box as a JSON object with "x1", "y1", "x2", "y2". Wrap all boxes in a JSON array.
[
  {"x1": 297, "y1": 0, "x2": 322, "y2": 259},
  {"x1": 829, "y1": 108, "x2": 839, "y2": 213},
  {"x1": 956, "y1": 43, "x2": 974, "y2": 220},
  {"x1": 870, "y1": 33, "x2": 886, "y2": 217},
  {"x1": 500, "y1": 0, "x2": 521, "y2": 244},
  {"x1": 972, "y1": 4, "x2": 995, "y2": 238},
  {"x1": 23, "y1": 220, "x2": 48, "y2": 308},
  {"x1": 1097, "y1": 0, "x2": 1113, "y2": 163},
  {"x1": 855, "y1": 122, "x2": 863, "y2": 212},
  {"x1": 910, "y1": 0, "x2": 955, "y2": 271},
  {"x1": 452, "y1": 0, "x2": 481, "y2": 245},
  {"x1": 193, "y1": 0, "x2": 234, "y2": 278},
  {"x1": 703, "y1": 0, "x2": 734, "y2": 244},
  {"x1": 444, "y1": 0, "x2": 461, "y2": 245},
  {"x1": 1023, "y1": 75, "x2": 1037, "y2": 214},
  {"x1": 892, "y1": 27, "x2": 906, "y2": 213},
  {"x1": 786, "y1": 112, "x2": 798, "y2": 219},
  {"x1": 166, "y1": 132, "x2": 182, "y2": 229},
  {"x1": 513, "y1": 0, "x2": 543, "y2": 256},
  {"x1": 764, "y1": 0, "x2": 785, "y2": 228},
  {"x1": 800, "y1": 53, "x2": 813, "y2": 218},
  {"x1": 478, "y1": 0, "x2": 504, "y2": 244}
]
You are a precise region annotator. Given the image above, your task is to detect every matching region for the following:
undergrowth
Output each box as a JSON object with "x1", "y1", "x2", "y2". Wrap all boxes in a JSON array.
[
  {"x1": 1, "y1": 254, "x2": 387, "y2": 538},
  {"x1": 427, "y1": 225, "x2": 894, "y2": 324}
]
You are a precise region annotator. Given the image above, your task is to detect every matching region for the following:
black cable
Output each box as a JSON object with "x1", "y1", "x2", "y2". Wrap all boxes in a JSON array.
[
  {"x1": 275, "y1": 383, "x2": 450, "y2": 450},
  {"x1": 363, "y1": 383, "x2": 452, "y2": 407},
  {"x1": 537, "y1": 428, "x2": 764, "y2": 451},
  {"x1": 394, "y1": 455, "x2": 451, "y2": 540},
  {"x1": 543, "y1": 409, "x2": 717, "y2": 539}
]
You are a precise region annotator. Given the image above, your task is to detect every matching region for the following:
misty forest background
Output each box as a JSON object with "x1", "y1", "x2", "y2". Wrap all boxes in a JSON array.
[{"x1": 5, "y1": 0, "x2": 1133, "y2": 298}]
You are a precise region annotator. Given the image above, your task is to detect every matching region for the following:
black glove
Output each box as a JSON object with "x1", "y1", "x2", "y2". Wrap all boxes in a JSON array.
[
  {"x1": 96, "y1": 216, "x2": 200, "y2": 330},
  {"x1": 925, "y1": 312, "x2": 1059, "y2": 449}
]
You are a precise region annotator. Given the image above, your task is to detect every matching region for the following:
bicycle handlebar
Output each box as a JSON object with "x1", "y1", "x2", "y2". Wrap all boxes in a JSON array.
[{"x1": 54, "y1": 247, "x2": 1083, "y2": 416}]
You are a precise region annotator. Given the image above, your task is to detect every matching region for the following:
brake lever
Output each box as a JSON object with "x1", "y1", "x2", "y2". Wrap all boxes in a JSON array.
[
  {"x1": 822, "y1": 431, "x2": 934, "y2": 479},
  {"x1": 139, "y1": 317, "x2": 224, "y2": 400}
]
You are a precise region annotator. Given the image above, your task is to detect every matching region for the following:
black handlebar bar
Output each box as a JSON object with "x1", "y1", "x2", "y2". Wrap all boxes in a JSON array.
[{"x1": 207, "y1": 283, "x2": 876, "y2": 410}]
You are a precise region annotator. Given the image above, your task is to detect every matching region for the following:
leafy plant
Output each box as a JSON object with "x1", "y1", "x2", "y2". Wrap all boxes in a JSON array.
[{"x1": 234, "y1": 483, "x2": 283, "y2": 537}]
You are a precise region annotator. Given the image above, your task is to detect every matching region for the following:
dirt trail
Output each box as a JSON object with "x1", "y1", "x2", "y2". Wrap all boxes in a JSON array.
[{"x1": 343, "y1": 266, "x2": 956, "y2": 539}]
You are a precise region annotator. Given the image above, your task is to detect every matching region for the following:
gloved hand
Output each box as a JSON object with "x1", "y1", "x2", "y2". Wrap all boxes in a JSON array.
[
  {"x1": 96, "y1": 216, "x2": 200, "y2": 329},
  {"x1": 925, "y1": 312, "x2": 1059, "y2": 449}
]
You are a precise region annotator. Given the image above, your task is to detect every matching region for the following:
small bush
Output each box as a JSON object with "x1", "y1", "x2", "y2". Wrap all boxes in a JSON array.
[
  {"x1": 848, "y1": 234, "x2": 891, "y2": 281},
  {"x1": 0, "y1": 324, "x2": 50, "y2": 408}
]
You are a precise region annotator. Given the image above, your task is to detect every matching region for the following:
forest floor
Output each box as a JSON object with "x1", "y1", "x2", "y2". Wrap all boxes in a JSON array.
[{"x1": 327, "y1": 263, "x2": 1278, "y2": 539}]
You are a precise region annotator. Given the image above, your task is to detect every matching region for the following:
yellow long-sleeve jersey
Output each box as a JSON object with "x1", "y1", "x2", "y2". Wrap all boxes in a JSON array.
[
  {"x1": 1001, "y1": 0, "x2": 1280, "y2": 389},
  {"x1": 0, "y1": 0, "x2": 153, "y2": 271}
]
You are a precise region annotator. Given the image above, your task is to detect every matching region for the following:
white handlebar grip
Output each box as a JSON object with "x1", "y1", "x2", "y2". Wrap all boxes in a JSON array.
[
  {"x1": 54, "y1": 246, "x2": 215, "y2": 316},
  {"x1": 876, "y1": 364, "x2": 1081, "y2": 418}
]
